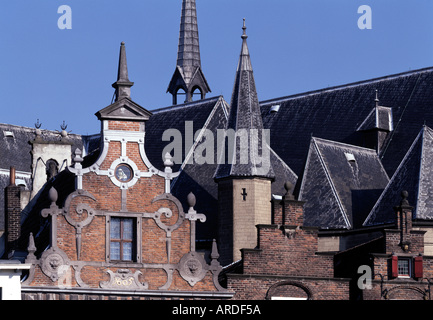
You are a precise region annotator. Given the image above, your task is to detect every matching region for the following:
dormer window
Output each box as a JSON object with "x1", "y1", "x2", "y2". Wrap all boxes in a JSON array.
[
  {"x1": 3, "y1": 131, "x2": 14, "y2": 138},
  {"x1": 345, "y1": 153, "x2": 356, "y2": 163},
  {"x1": 270, "y1": 105, "x2": 280, "y2": 113}
]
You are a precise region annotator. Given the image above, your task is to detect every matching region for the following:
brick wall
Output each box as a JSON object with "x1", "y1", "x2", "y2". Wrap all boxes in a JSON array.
[
  {"x1": 24, "y1": 118, "x2": 226, "y2": 297},
  {"x1": 226, "y1": 198, "x2": 350, "y2": 300}
]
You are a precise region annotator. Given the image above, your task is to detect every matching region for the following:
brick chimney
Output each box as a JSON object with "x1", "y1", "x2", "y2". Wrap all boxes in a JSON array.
[
  {"x1": 273, "y1": 182, "x2": 305, "y2": 226},
  {"x1": 5, "y1": 166, "x2": 22, "y2": 255}
]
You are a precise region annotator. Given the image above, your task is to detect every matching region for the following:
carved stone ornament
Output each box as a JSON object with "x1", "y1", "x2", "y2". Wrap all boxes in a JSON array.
[
  {"x1": 40, "y1": 247, "x2": 70, "y2": 282},
  {"x1": 100, "y1": 269, "x2": 148, "y2": 290},
  {"x1": 178, "y1": 251, "x2": 207, "y2": 287}
]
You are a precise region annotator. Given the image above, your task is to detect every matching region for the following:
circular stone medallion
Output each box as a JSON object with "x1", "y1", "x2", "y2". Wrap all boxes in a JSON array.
[{"x1": 115, "y1": 164, "x2": 133, "y2": 182}]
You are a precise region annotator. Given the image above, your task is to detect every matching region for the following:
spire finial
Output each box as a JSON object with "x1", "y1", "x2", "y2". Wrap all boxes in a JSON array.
[
  {"x1": 112, "y1": 41, "x2": 134, "y2": 102},
  {"x1": 375, "y1": 89, "x2": 380, "y2": 107},
  {"x1": 242, "y1": 18, "x2": 247, "y2": 39}
]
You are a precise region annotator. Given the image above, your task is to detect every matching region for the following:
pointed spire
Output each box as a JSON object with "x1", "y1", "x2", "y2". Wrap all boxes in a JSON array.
[
  {"x1": 238, "y1": 18, "x2": 253, "y2": 72},
  {"x1": 177, "y1": 0, "x2": 201, "y2": 75},
  {"x1": 167, "y1": 0, "x2": 210, "y2": 104},
  {"x1": 214, "y1": 19, "x2": 274, "y2": 180},
  {"x1": 112, "y1": 42, "x2": 134, "y2": 102}
]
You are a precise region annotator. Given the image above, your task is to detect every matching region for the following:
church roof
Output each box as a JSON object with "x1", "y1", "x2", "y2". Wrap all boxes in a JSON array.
[
  {"x1": 260, "y1": 67, "x2": 433, "y2": 180},
  {"x1": 298, "y1": 137, "x2": 389, "y2": 229},
  {"x1": 364, "y1": 126, "x2": 433, "y2": 226}
]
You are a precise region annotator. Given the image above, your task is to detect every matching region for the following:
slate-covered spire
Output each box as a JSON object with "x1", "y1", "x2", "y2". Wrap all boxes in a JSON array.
[
  {"x1": 215, "y1": 19, "x2": 274, "y2": 180},
  {"x1": 112, "y1": 41, "x2": 134, "y2": 102},
  {"x1": 167, "y1": 0, "x2": 211, "y2": 105}
]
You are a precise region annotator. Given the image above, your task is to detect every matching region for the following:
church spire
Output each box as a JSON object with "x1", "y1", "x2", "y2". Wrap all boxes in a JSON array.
[
  {"x1": 167, "y1": 0, "x2": 210, "y2": 105},
  {"x1": 215, "y1": 19, "x2": 274, "y2": 180},
  {"x1": 112, "y1": 41, "x2": 134, "y2": 102}
]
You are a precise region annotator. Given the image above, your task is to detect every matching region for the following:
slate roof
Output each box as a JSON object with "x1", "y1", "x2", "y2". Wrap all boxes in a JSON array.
[
  {"x1": 364, "y1": 126, "x2": 433, "y2": 226},
  {"x1": 260, "y1": 67, "x2": 433, "y2": 180},
  {"x1": 145, "y1": 93, "x2": 294, "y2": 240},
  {"x1": 17, "y1": 169, "x2": 77, "y2": 257},
  {"x1": 3, "y1": 61, "x2": 433, "y2": 250},
  {"x1": 145, "y1": 96, "x2": 226, "y2": 172},
  {"x1": 214, "y1": 21, "x2": 275, "y2": 181},
  {"x1": 0, "y1": 123, "x2": 88, "y2": 232},
  {"x1": 0, "y1": 124, "x2": 79, "y2": 173},
  {"x1": 298, "y1": 137, "x2": 389, "y2": 229}
]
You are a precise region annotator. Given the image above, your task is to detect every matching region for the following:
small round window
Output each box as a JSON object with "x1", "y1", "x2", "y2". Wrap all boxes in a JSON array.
[{"x1": 115, "y1": 164, "x2": 133, "y2": 183}]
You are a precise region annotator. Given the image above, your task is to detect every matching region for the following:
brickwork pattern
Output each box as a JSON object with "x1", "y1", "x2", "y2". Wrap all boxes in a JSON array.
[
  {"x1": 25, "y1": 119, "x2": 224, "y2": 297},
  {"x1": 227, "y1": 198, "x2": 350, "y2": 300}
]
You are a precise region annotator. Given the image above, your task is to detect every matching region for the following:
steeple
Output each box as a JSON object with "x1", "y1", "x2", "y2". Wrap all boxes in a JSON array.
[
  {"x1": 215, "y1": 19, "x2": 274, "y2": 180},
  {"x1": 167, "y1": 0, "x2": 211, "y2": 105},
  {"x1": 214, "y1": 20, "x2": 274, "y2": 264},
  {"x1": 112, "y1": 42, "x2": 134, "y2": 102}
]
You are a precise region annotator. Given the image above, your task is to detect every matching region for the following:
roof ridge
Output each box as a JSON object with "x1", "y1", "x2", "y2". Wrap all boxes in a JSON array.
[
  {"x1": 151, "y1": 96, "x2": 223, "y2": 114},
  {"x1": 312, "y1": 136, "x2": 378, "y2": 153},
  {"x1": 0, "y1": 122, "x2": 83, "y2": 137},
  {"x1": 363, "y1": 127, "x2": 425, "y2": 226},
  {"x1": 260, "y1": 66, "x2": 433, "y2": 106}
]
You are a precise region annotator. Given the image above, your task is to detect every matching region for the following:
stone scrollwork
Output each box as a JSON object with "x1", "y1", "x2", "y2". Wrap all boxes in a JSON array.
[
  {"x1": 63, "y1": 190, "x2": 98, "y2": 260},
  {"x1": 100, "y1": 269, "x2": 148, "y2": 290}
]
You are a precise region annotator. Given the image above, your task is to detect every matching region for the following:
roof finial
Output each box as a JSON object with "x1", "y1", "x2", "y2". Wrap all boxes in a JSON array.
[
  {"x1": 242, "y1": 18, "x2": 248, "y2": 39},
  {"x1": 375, "y1": 89, "x2": 380, "y2": 107},
  {"x1": 112, "y1": 41, "x2": 134, "y2": 102}
]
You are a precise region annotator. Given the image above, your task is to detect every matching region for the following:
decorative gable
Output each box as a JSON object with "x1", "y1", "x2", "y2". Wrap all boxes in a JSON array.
[{"x1": 95, "y1": 98, "x2": 152, "y2": 122}]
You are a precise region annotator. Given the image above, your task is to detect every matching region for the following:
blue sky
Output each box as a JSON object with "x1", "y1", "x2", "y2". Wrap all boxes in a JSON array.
[{"x1": 0, "y1": 0, "x2": 432, "y2": 135}]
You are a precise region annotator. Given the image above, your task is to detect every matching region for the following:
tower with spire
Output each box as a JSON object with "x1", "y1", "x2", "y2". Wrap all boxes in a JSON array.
[
  {"x1": 214, "y1": 20, "x2": 274, "y2": 265},
  {"x1": 167, "y1": 0, "x2": 211, "y2": 105}
]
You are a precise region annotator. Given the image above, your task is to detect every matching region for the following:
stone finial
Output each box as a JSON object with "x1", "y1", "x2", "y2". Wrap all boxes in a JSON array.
[
  {"x1": 48, "y1": 187, "x2": 58, "y2": 204},
  {"x1": 187, "y1": 192, "x2": 196, "y2": 209},
  {"x1": 73, "y1": 148, "x2": 83, "y2": 167},
  {"x1": 400, "y1": 190, "x2": 410, "y2": 207},
  {"x1": 211, "y1": 239, "x2": 220, "y2": 261},
  {"x1": 283, "y1": 181, "x2": 295, "y2": 200},
  {"x1": 164, "y1": 152, "x2": 174, "y2": 174},
  {"x1": 27, "y1": 232, "x2": 36, "y2": 255},
  {"x1": 164, "y1": 152, "x2": 174, "y2": 167}
]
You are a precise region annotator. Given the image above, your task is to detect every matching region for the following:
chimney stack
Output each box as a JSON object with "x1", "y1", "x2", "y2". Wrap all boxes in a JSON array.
[{"x1": 5, "y1": 166, "x2": 21, "y2": 255}]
